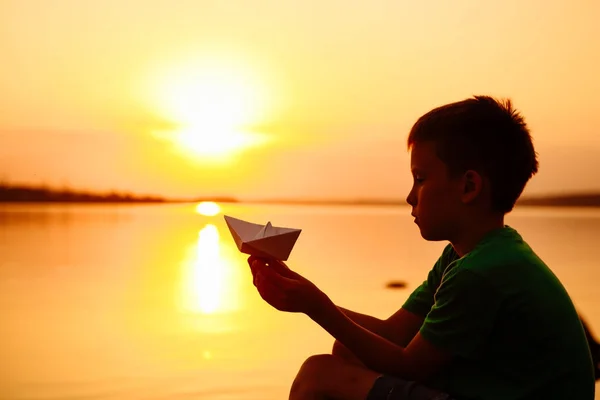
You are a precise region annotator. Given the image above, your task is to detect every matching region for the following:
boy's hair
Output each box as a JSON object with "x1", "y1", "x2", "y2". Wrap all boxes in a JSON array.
[{"x1": 407, "y1": 95, "x2": 539, "y2": 213}]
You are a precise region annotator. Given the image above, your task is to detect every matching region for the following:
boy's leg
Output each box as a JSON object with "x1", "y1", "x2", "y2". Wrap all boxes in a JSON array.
[
  {"x1": 289, "y1": 354, "x2": 453, "y2": 400},
  {"x1": 289, "y1": 354, "x2": 380, "y2": 400}
]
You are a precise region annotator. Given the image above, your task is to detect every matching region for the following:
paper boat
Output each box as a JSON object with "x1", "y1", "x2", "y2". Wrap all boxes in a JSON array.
[{"x1": 224, "y1": 215, "x2": 301, "y2": 261}]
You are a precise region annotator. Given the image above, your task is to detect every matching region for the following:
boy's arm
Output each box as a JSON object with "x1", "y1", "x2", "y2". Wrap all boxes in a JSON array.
[
  {"x1": 337, "y1": 308, "x2": 387, "y2": 336},
  {"x1": 339, "y1": 307, "x2": 424, "y2": 346},
  {"x1": 323, "y1": 269, "x2": 501, "y2": 382},
  {"x1": 333, "y1": 251, "x2": 445, "y2": 358},
  {"x1": 314, "y1": 299, "x2": 452, "y2": 382},
  {"x1": 336, "y1": 247, "x2": 451, "y2": 348},
  {"x1": 330, "y1": 248, "x2": 452, "y2": 371},
  {"x1": 333, "y1": 307, "x2": 425, "y2": 367}
]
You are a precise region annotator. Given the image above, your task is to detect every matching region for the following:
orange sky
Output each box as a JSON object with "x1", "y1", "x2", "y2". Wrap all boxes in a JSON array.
[{"x1": 1, "y1": 0, "x2": 599, "y2": 200}]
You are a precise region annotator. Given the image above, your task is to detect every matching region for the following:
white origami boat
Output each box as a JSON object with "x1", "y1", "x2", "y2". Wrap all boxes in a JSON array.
[{"x1": 224, "y1": 215, "x2": 302, "y2": 261}]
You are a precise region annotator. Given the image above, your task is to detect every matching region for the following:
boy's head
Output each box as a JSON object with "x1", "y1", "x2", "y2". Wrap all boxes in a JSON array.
[{"x1": 406, "y1": 95, "x2": 538, "y2": 241}]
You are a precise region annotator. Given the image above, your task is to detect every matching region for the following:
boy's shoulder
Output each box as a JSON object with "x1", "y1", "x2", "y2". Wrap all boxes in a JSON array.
[
  {"x1": 440, "y1": 226, "x2": 549, "y2": 288},
  {"x1": 458, "y1": 226, "x2": 538, "y2": 271}
]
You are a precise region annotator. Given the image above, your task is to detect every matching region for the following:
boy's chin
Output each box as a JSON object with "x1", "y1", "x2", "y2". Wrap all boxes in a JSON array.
[{"x1": 418, "y1": 226, "x2": 448, "y2": 242}]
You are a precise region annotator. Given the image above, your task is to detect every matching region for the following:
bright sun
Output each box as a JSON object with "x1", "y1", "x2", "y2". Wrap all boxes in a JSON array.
[{"x1": 151, "y1": 58, "x2": 272, "y2": 160}]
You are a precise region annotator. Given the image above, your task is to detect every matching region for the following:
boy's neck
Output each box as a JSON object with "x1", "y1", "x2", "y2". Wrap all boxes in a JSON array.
[{"x1": 451, "y1": 214, "x2": 505, "y2": 257}]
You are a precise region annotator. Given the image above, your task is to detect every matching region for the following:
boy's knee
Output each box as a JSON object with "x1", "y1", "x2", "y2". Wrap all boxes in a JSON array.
[
  {"x1": 290, "y1": 354, "x2": 332, "y2": 398},
  {"x1": 297, "y1": 354, "x2": 334, "y2": 380},
  {"x1": 290, "y1": 354, "x2": 381, "y2": 400}
]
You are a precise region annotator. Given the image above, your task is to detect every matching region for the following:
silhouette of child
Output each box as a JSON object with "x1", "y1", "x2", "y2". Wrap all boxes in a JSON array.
[{"x1": 248, "y1": 96, "x2": 596, "y2": 400}]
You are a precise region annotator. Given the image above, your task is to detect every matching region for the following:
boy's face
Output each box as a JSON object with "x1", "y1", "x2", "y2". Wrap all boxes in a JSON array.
[{"x1": 406, "y1": 141, "x2": 464, "y2": 241}]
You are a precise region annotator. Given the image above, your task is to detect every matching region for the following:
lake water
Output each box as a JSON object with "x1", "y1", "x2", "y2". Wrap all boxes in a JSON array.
[{"x1": 1, "y1": 203, "x2": 599, "y2": 399}]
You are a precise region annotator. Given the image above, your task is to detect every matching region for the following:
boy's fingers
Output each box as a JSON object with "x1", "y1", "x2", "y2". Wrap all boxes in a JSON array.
[
  {"x1": 260, "y1": 264, "x2": 296, "y2": 289},
  {"x1": 247, "y1": 255, "x2": 259, "y2": 269},
  {"x1": 248, "y1": 258, "x2": 257, "y2": 285},
  {"x1": 267, "y1": 258, "x2": 301, "y2": 279},
  {"x1": 248, "y1": 256, "x2": 299, "y2": 284},
  {"x1": 249, "y1": 257, "x2": 267, "y2": 286},
  {"x1": 248, "y1": 257, "x2": 266, "y2": 271},
  {"x1": 267, "y1": 258, "x2": 287, "y2": 274}
]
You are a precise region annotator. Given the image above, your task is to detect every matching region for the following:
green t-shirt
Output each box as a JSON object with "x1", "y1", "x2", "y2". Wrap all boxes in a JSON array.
[{"x1": 403, "y1": 226, "x2": 595, "y2": 400}]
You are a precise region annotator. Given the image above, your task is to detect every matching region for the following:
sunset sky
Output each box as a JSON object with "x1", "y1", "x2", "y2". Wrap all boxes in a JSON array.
[{"x1": 1, "y1": 0, "x2": 599, "y2": 200}]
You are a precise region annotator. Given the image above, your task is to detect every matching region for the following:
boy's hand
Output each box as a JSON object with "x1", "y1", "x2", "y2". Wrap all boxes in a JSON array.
[{"x1": 247, "y1": 255, "x2": 330, "y2": 316}]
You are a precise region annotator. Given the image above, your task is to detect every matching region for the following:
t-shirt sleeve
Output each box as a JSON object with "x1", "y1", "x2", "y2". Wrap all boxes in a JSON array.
[
  {"x1": 402, "y1": 244, "x2": 455, "y2": 317},
  {"x1": 419, "y1": 268, "x2": 502, "y2": 358}
]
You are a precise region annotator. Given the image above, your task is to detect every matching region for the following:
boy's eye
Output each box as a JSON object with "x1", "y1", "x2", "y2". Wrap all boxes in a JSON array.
[{"x1": 414, "y1": 177, "x2": 424, "y2": 184}]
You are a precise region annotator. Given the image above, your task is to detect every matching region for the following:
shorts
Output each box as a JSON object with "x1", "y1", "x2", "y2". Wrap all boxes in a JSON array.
[{"x1": 366, "y1": 375, "x2": 453, "y2": 400}]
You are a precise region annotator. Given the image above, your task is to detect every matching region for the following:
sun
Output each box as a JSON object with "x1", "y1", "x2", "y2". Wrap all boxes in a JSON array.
[
  {"x1": 150, "y1": 58, "x2": 273, "y2": 160},
  {"x1": 176, "y1": 128, "x2": 265, "y2": 160}
]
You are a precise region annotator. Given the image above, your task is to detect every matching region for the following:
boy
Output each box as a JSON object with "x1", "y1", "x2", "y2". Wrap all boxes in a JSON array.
[{"x1": 248, "y1": 96, "x2": 596, "y2": 399}]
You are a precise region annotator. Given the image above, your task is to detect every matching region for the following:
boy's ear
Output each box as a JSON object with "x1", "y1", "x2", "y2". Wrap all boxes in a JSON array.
[{"x1": 461, "y1": 170, "x2": 483, "y2": 203}]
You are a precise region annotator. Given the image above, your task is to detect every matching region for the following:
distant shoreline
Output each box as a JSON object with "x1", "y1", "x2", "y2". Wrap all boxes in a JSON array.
[
  {"x1": 1, "y1": 184, "x2": 599, "y2": 208},
  {"x1": 516, "y1": 193, "x2": 600, "y2": 208},
  {"x1": 0, "y1": 184, "x2": 166, "y2": 203},
  {"x1": 0, "y1": 184, "x2": 239, "y2": 204}
]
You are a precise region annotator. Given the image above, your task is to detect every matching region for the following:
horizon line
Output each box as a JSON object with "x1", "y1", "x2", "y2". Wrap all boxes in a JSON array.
[{"x1": 1, "y1": 183, "x2": 600, "y2": 206}]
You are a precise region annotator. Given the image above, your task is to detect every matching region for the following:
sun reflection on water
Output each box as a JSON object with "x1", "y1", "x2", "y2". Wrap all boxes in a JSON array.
[
  {"x1": 180, "y1": 222, "x2": 242, "y2": 327},
  {"x1": 194, "y1": 224, "x2": 223, "y2": 313},
  {"x1": 196, "y1": 201, "x2": 221, "y2": 216}
]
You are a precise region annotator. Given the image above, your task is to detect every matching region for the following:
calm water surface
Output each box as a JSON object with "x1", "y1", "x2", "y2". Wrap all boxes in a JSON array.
[{"x1": 1, "y1": 203, "x2": 599, "y2": 399}]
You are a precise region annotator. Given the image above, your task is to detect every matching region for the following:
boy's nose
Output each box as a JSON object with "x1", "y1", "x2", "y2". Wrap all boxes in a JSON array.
[{"x1": 406, "y1": 189, "x2": 416, "y2": 207}]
